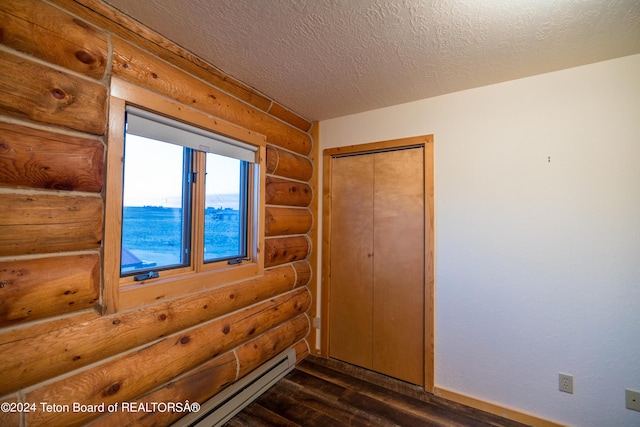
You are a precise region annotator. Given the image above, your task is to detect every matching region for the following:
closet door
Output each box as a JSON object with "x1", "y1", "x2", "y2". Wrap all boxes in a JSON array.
[
  {"x1": 328, "y1": 154, "x2": 374, "y2": 369},
  {"x1": 328, "y1": 147, "x2": 425, "y2": 386},
  {"x1": 372, "y1": 147, "x2": 424, "y2": 385}
]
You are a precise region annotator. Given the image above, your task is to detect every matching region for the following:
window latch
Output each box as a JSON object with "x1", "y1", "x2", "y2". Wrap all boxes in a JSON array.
[
  {"x1": 228, "y1": 257, "x2": 250, "y2": 265},
  {"x1": 134, "y1": 271, "x2": 159, "y2": 281}
]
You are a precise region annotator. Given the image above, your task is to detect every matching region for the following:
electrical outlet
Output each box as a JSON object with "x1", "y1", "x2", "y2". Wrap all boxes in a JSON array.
[
  {"x1": 626, "y1": 389, "x2": 640, "y2": 412},
  {"x1": 559, "y1": 373, "x2": 573, "y2": 394}
]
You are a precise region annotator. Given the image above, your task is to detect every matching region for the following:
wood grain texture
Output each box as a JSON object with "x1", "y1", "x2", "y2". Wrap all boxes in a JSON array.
[
  {"x1": 0, "y1": 396, "x2": 20, "y2": 427},
  {"x1": 293, "y1": 260, "x2": 312, "y2": 289},
  {"x1": 0, "y1": 0, "x2": 108, "y2": 79},
  {"x1": 264, "y1": 236, "x2": 310, "y2": 268},
  {"x1": 372, "y1": 148, "x2": 425, "y2": 386},
  {"x1": 267, "y1": 102, "x2": 312, "y2": 132},
  {"x1": 235, "y1": 356, "x2": 532, "y2": 427},
  {"x1": 0, "y1": 310, "x2": 99, "y2": 347},
  {"x1": 0, "y1": 51, "x2": 107, "y2": 134},
  {"x1": 266, "y1": 144, "x2": 314, "y2": 181},
  {"x1": 87, "y1": 352, "x2": 238, "y2": 427},
  {"x1": 0, "y1": 122, "x2": 104, "y2": 192},
  {"x1": 24, "y1": 289, "x2": 310, "y2": 426},
  {"x1": 328, "y1": 154, "x2": 375, "y2": 370},
  {"x1": 48, "y1": 1, "x2": 257, "y2": 110},
  {"x1": 90, "y1": 340, "x2": 309, "y2": 426},
  {"x1": 266, "y1": 176, "x2": 313, "y2": 207},
  {"x1": 293, "y1": 339, "x2": 311, "y2": 363},
  {"x1": 0, "y1": 254, "x2": 100, "y2": 326},
  {"x1": 0, "y1": 3, "x2": 317, "y2": 423},
  {"x1": 111, "y1": 37, "x2": 311, "y2": 155},
  {"x1": 322, "y1": 136, "x2": 435, "y2": 389},
  {"x1": 101, "y1": 96, "x2": 125, "y2": 314},
  {"x1": 235, "y1": 314, "x2": 310, "y2": 378},
  {"x1": 0, "y1": 192, "x2": 103, "y2": 256},
  {"x1": 50, "y1": 0, "x2": 312, "y2": 131},
  {"x1": 265, "y1": 206, "x2": 312, "y2": 236},
  {"x1": 0, "y1": 264, "x2": 298, "y2": 396}
]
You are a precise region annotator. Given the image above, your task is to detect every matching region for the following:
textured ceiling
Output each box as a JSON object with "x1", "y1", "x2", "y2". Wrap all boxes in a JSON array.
[{"x1": 103, "y1": 0, "x2": 640, "y2": 121}]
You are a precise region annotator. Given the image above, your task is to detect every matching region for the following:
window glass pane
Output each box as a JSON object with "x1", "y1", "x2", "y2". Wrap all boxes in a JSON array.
[
  {"x1": 204, "y1": 153, "x2": 247, "y2": 262},
  {"x1": 121, "y1": 134, "x2": 191, "y2": 275}
]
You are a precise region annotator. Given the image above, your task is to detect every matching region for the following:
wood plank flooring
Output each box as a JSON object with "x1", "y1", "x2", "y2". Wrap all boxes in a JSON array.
[{"x1": 224, "y1": 356, "x2": 530, "y2": 427}]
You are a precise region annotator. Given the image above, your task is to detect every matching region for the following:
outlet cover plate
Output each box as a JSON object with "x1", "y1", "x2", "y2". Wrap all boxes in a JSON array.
[
  {"x1": 559, "y1": 373, "x2": 573, "y2": 394},
  {"x1": 626, "y1": 389, "x2": 640, "y2": 412}
]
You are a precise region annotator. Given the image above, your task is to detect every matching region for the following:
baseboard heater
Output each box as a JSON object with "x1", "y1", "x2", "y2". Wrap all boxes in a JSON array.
[{"x1": 172, "y1": 348, "x2": 297, "y2": 427}]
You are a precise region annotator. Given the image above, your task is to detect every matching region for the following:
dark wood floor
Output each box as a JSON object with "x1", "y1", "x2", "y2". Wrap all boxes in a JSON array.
[{"x1": 224, "y1": 356, "x2": 530, "y2": 427}]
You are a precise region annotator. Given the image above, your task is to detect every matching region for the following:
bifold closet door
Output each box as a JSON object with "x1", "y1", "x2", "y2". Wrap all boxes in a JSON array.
[
  {"x1": 329, "y1": 147, "x2": 425, "y2": 386},
  {"x1": 372, "y1": 147, "x2": 424, "y2": 386},
  {"x1": 328, "y1": 154, "x2": 374, "y2": 369}
]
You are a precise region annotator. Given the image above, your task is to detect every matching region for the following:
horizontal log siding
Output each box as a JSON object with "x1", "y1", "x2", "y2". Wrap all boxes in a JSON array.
[
  {"x1": 0, "y1": 122, "x2": 104, "y2": 192},
  {"x1": 24, "y1": 292, "x2": 309, "y2": 426},
  {"x1": 0, "y1": 0, "x2": 108, "y2": 79},
  {"x1": 48, "y1": 0, "x2": 312, "y2": 132},
  {"x1": 111, "y1": 37, "x2": 311, "y2": 155},
  {"x1": 0, "y1": 51, "x2": 107, "y2": 135},
  {"x1": 0, "y1": 1, "x2": 315, "y2": 424},
  {"x1": 0, "y1": 396, "x2": 20, "y2": 427},
  {"x1": 0, "y1": 264, "x2": 299, "y2": 396},
  {"x1": 266, "y1": 144, "x2": 314, "y2": 181},
  {"x1": 265, "y1": 206, "x2": 313, "y2": 236},
  {"x1": 86, "y1": 352, "x2": 239, "y2": 427},
  {"x1": 0, "y1": 193, "x2": 103, "y2": 256},
  {"x1": 0, "y1": 254, "x2": 100, "y2": 327}
]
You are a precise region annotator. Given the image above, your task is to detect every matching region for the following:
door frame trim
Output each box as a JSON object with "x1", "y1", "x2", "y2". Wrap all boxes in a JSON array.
[{"x1": 321, "y1": 135, "x2": 435, "y2": 392}]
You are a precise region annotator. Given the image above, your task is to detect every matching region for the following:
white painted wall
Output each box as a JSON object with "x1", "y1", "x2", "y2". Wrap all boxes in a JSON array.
[{"x1": 317, "y1": 54, "x2": 640, "y2": 427}]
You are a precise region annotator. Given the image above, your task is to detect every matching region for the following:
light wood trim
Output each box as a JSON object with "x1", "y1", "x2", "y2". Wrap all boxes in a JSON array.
[
  {"x1": 323, "y1": 135, "x2": 428, "y2": 157},
  {"x1": 434, "y1": 387, "x2": 567, "y2": 427},
  {"x1": 191, "y1": 151, "x2": 206, "y2": 275},
  {"x1": 308, "y1": 122, "x2": 320, "y2": 354},
  {"x1": 102, "y1": 96, "x2": 125, "y2": 313},
  {"x1": 105, "y1": 78, "x2": 267, "y2": 311},
  {"x1": 423, "y1": 135, "x2": 435, "y2": 393},
  {"x1": 119, "y1": 263, "x2": 261, "y2": 310},
  {"x1": 110, "y1": 78, "x2": 266, "y2": 150},
  {"x1": 321, "y1": 135, "x2": 435, "y2": 391},
  {"x1": 319, "y1": 142, "x2": 333, "y2": 357},
  {"x1": 256, "y1": 145, "x2": 267, "y2": 272}
]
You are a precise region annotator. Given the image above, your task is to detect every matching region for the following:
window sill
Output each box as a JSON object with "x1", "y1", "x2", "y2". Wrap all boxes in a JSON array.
[{"x1": 118, "y1": 261, "x2": 263, "y2": 310}]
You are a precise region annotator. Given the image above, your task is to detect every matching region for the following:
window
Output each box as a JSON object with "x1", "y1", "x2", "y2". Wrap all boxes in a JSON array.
[
  {"x1": 121, "y1": 134, "x2": 191, "y2": 275},
  {"x1": 203, "y1": 152, "x2": 248, "y2": 263},
  {"x1": 104, "y1": 79, "x2": 266, "y2": 311},
  {"x1": 120, "y1": 106, "x2": 256, "y2": 278}
]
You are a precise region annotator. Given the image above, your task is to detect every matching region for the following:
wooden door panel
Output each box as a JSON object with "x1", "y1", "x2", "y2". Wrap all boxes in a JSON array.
[
  {"x1": 372, "y1": 148, "x2": 425, "y2": 385},
  {"x1": 328, "y1": 155, "x2": 374, "y2": 368}
]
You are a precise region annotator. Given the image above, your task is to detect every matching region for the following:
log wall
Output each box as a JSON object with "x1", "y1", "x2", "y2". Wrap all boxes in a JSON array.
[{"x1": 0, "y1": 1, "x2": 315, "y2": 425}]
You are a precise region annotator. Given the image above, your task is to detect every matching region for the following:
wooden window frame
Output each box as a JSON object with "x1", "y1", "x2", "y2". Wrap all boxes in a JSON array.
[{"x1": 104, "y1": 78, "x2": 266, "y2": 312}]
